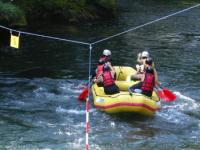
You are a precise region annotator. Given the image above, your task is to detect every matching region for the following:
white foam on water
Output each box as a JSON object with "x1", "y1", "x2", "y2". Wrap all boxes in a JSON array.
[
  {"x1": 158, "y1": 109, "x2": 191, "y2": 124},
  {"x1": 66, "y1": 86, "x2": 80, "y2": 93},
  {"x1": 59, "y1": 84, "x2": 68, "y2": 90},
  {"x1": 33, "y1": 87, "x2": 46, "y2": 93},
  {"x1": 67, "y1": 109, "x2": 86, "y2": 115},
  {"x1": 162, "y1": 91, "x2": 199, "y2": 110},
  {"x1": 56, "y1": 106, "x2": 96, "y2": 115},
  {"x1": 158, "y1": 91, "x2": 200, "y2": 124},
  {"x1": 174, "y1": 91, "x2": 197, "y2": 102},
  {"x1": 15, "y1": 101, "x2": 25, "y2": 105},
  {"x1": 59, "y1": 83, "x2": 86, "y2": 94},
  {"x1": 89, "y1": 144, "x2": 102, "y2": 150},
  {"x1": 110, "y1": 121, "x2": 116, "y2": 128},
  {"x1": 76, "y1": 84, "x2": 87, "y2": 90},
  {"x1": 37, "y1": 120, "x2": 71, "y2": 128},
  {"x1": 55, "y1": 106, "x2": 68, "y2": 113},
  {"x1": 67, "y1": 138, "x2": 84, "y2": 150},
  {"x1": 59, "y1": 80, "x2": 89, "y2": 94},
  {"x1": 56, "y1": 107, "x2": 85, "y2": 114},
  {"x1": 33, "y1": 87, "x2": 47, "y2": 97},
  {"x1": 53, "y1": 129, "x2": 73, "y2": 136},
  {"x1": 8, "y1": 100, "x2": 26, "y2": 107},
  {"x1": 62, "y1": 95, "x2": 71, "y2": 99},
  {"x1": 74, "y1": 122, "x2": 85, "y2": 128}
]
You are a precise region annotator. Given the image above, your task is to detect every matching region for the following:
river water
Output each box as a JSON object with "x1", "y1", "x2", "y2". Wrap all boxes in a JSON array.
[{"x1": 0, "y1": 1, "x2": 200, "y2": 150}]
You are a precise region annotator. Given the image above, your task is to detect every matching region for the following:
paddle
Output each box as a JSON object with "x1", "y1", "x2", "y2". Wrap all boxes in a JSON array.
[
  {"x1": 156, "y1": 86, "x2": 176, "y2": 102},
  {"x1": 78, "y1": 76, "x2": 93, "y2": 101},
  {"x1": 78, "y1": 72, "x2": 104, "y2": 101},
  {"x1": 78, "y1": 88, "x2": 89, "y2": 101}
]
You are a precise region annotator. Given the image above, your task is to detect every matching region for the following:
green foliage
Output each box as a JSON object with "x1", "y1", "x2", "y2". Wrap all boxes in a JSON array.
[
  {"x1": 0, "y1": 1, "x2": 26, "y2": 26},
  {"x1": 13, "y1": 0, "x2": 117, "y2": 23},
  {"x1": 88, "y1": 0, "x2": 117, "y2": 18},
  {"x1": 0, "y1": 0, "x2": 117, "y2": 25},
  {"x1": 93, "y1": 0, "x2": 117, "y2": 10}
]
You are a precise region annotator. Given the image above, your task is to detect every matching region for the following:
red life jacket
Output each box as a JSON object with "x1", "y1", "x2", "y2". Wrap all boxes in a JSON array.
[
  {"x1": 103, "y1": 71, "x2": 115, "y2": 87},
  {"x1": 96, "y1": 64, "x2": 104, "y2": 77},
  {"x1": 96, "y1": 56, "x2": 109, "y2": 77},
  {"x1": 141, "y1": 72, "x2": 155, "y2": 91}
]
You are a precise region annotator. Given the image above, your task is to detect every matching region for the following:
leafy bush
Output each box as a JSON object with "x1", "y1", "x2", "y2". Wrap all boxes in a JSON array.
[
  {"x1": 0, "y1": 1, "x2": 26, "y2": 26},
  {"x1": 13, "y1": 0, "x2": 117, "y2": 23},
  {"x1": 0, "y1": 0, "x2": 117, "y2": 25}
]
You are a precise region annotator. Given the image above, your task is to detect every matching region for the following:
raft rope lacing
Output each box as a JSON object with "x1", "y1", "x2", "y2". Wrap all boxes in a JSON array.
[{"x1": 0, "y1": 3, "x2": 200, "y2": 150}]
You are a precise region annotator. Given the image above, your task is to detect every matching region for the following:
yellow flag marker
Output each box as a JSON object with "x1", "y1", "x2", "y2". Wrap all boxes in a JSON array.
[{"x1": 10, "y1": 32, "x2": 20, "y2": 49}]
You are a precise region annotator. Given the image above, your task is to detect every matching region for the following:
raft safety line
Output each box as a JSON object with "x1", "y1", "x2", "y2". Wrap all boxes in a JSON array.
[{"x1": 0, "y1": 25, "x2": 90, "y2": 46}]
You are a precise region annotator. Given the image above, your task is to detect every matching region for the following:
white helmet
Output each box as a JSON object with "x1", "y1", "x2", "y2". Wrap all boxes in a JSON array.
[
  {"x1": 141, "y1": 51, "x2": 150, "y2": 58},
  {"x1": 103, "y1": 49, "x2": 112, "y2": 56}
]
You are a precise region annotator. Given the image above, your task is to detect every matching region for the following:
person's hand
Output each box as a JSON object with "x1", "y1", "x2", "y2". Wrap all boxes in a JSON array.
[
  {"x1": 92, "y1": 77, "x2": 97, "y2": 83},
  {"x1": 136, "y1": 64, "x2": 140, "y2": 70},
  {"x1": 106, "y1": 62, "x2": 111, "y2": 66}
]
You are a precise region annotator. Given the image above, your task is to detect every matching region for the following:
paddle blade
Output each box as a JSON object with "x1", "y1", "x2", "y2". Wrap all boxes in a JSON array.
[
  {"x1": 162, "y1": 88, "x2": 176, "y2": 102},
  {"x1": 78, "y1": 88, "x2": 89, "y2": 101},
  {"x1": 157, "y1": 89, "x2": 166, "y2": 99}
]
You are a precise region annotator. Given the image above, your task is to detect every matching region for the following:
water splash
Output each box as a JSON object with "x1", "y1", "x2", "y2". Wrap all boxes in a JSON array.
[
  {"x1": 158, "y1": 91, "x2": 200, "y2": 124},
  {"x1": 175, "y1": 91, "x2": 197, "y2": 102},
  {"x1": 162, "y1": 91, "x2": 199, "y2": 110},
  {"x1": 174, "y1": 91, "x2": 199, "y2": 109},
  {"x1": 56, "y1": 106, "x2": 96, "y2": 115}
]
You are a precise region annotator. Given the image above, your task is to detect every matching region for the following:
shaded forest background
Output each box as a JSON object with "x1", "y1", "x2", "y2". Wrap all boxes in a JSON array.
[{"x1": 0, "y1": 0, "x2": 117, "y2": 26}]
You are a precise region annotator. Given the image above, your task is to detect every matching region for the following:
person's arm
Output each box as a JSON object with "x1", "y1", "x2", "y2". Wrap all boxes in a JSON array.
[
  {"x1": 94, "y1": 74, "x2": 103, "y2": 83},
  {"x1": 108, "y1": 62, "x2": 115, "y2": 70},
  {"x1": 154, "y1": 68, "x2": 160, "y2": 86},
  {"x1": 152, "y1": 62, "x2": 160, "y2": 86},
  {"x1": 141, "y1": 73, "x2": 145, "y2": 82},
  {"x1": 139, "y1": 64, "x2": 145, "y2": 73},
  {"x1": 107, "y1": 62, "x2": 116, "y2": 78},
  {"x1": 136, "y1": 64, "x2": 140, "y2": 72}
]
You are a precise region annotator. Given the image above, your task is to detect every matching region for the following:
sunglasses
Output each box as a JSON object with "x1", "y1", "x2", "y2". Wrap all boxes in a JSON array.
[{"x1": 142, "y1": 57, "x2": 147, "y2": 59}]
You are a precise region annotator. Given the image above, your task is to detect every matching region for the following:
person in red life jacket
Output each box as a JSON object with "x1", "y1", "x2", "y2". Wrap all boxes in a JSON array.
[
  {"x1": 131, "y1": 51, "x2": 149, "y2": 81},
  {"x1": 96, "y1": 49, "x2": 112, "y2": 76},
  {"x1": 141, "y1": 66, "x2": 155, "y2": 97},
  {"x1": 96, "y1": 63, "x2": 119, "y2": 94},
  {"x1": 95, "y1": 59, "x2": 105, "y2": 78},
  {"x1": 131, "y1": 51, "x2": 160, "y2": 85},
  {"x1": 93, "y1": 58, "x2": 105, "y2": 86},
  {"x1": 93, "y1": 49, "x2": 116, "y2": 85},
  {"x1": 129, "y1": 57, "x2": 155, "y2": 97}
]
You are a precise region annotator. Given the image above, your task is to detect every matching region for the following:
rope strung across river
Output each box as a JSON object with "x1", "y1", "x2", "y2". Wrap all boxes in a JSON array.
[
  {"x1": 1, "y1": 3, "x2": 200, "y2": 150},
  {"x1": 91, "y1": 3, "x2": 200, "y2": 45},
  {"x1": 0, "y1": 25, "x2": 90, "y2": 46}
]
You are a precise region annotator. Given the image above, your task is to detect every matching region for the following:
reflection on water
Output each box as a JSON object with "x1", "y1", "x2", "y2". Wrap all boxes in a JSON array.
[{"x1": 0, "y1": 0, "x2": 200, "y2": 149}]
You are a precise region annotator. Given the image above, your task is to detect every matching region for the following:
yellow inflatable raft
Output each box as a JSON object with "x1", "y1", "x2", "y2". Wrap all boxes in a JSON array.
[{"x1": 92, "y1": 66, "x2": 161, "y2": 116}]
